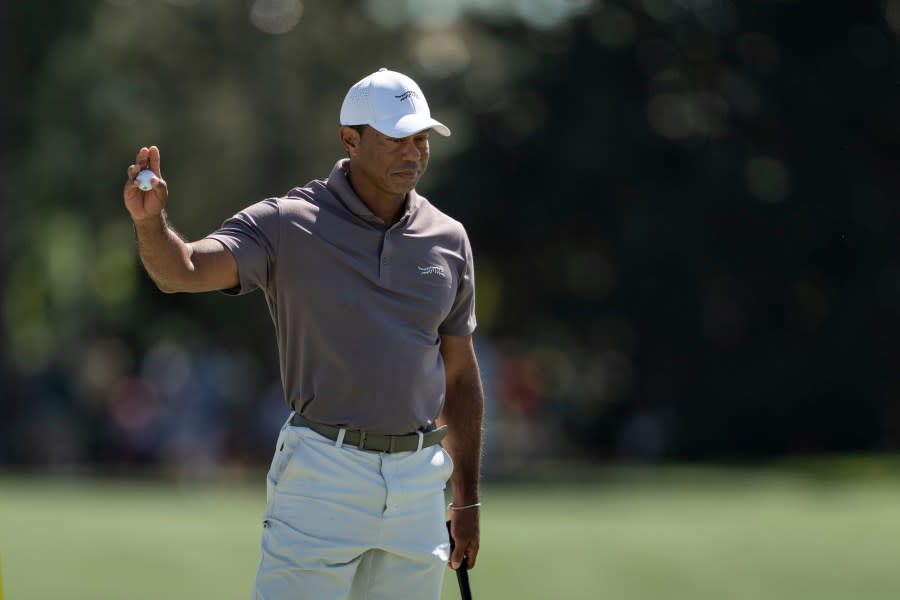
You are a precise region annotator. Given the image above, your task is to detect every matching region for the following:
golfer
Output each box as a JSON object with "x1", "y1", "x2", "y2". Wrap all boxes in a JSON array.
[{"x1": 123, "y1": 68, "x2": 484, "y2": 599}]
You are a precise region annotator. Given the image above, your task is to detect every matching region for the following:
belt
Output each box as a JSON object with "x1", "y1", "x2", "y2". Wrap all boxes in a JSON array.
[{"x1": 290, "y1": 413, "x2": 447, "y2": 453}]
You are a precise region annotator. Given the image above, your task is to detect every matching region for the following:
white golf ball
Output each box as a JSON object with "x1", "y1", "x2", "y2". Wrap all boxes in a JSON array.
[{"x1": 135, "y1": 169, "x2": 155, "y2": 191}]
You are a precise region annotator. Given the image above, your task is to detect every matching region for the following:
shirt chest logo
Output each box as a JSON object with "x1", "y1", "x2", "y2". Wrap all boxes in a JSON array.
[{"x1": 417, "y1": 265, "x2": 446, "y2": 279}]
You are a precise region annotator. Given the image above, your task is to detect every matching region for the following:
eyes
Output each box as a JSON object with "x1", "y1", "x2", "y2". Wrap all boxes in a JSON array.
[{"x1": 387, "y1": 135, "x2": 430, "y2": 146}]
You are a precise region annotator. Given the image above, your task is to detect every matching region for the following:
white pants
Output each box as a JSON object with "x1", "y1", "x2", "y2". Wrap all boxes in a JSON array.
[{"x1": 252, "y1": 415, "x2": 454, "y2": 600}]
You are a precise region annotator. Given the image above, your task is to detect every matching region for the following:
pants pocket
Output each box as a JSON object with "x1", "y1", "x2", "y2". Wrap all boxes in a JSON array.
[
  {"x1": 438, "y1": 445, "x2": 455, "y2": 482},
  {"x1": 266, "y1": 425, "x2": 302, "y2": 505}
]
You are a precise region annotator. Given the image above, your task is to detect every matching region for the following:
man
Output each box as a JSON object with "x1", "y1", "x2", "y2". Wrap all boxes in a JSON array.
[{"x1": 123, "y1": 68, "x2": 484, "y2": 599}]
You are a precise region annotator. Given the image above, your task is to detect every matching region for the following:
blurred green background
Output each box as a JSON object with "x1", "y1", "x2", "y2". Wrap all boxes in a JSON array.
[
  {"x1": 3, "y1": 0, "x2": 900, "y2": 598},
  {"x1": 4, "y1": 462, "x2": 900, "y2": 599}
]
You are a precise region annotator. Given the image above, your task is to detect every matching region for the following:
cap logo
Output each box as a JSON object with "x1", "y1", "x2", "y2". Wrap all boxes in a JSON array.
[{"x1": 395, "y1": 90, "x2": 420, "y2": 102}]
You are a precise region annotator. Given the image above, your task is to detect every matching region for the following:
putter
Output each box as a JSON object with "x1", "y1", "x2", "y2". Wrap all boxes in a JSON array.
[{"x1": 446, "y1": 520, "x2": 473, "y2": 600}]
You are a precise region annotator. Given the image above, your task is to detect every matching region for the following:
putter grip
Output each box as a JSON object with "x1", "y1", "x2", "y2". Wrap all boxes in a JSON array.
[{"x1": 446, "y1": 520, "x2": 473, "y2": 600}]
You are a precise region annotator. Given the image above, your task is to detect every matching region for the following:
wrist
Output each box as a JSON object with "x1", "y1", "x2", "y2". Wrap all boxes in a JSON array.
[
  {"x1": 133, "y1": 211, "x2": 167, "y2": 233},
  {"x1": 448, "y1": 501, "x2": 481, "y2": 511},
  {"x1": 451, "y1": 493, "x2": 480, "y2": 506}
]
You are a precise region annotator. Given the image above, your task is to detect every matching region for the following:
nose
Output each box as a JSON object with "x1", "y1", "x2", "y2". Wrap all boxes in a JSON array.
[{"x1": 401, "y1": 139, "x2": 422, "y2": 161}]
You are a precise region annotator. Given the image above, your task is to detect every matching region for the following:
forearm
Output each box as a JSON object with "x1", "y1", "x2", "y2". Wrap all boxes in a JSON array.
[
  {"x1": 439, "y1": 369, "x2": 485, "y2": 505},
  {"x1": 133, "y1": 212, "x2": 195, "y2": 293}
]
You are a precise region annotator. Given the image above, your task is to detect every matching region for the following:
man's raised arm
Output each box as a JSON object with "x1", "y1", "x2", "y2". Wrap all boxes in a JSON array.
[{"x1": 124, "y1": 145, "x2": 239, "y2": 293}]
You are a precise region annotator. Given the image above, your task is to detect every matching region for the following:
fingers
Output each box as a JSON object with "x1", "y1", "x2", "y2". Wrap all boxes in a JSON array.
[
  {"x1": 124, "y1": 147, "x2": 168, "y2": 199},
  {"x1": 148, "y1": 145, "x2": 162, "y2": 175},
  {"x1": 135, "y1": 146, "x2": 149, "y2": 171},
  {"x1": 448, "y1": 511, "x2": 480, "y2": 570},
  {"x1": 450, "y1": 540, "x2": 479, "y2": 570},
  {"x1": 132, "y1": 145, "x2": 162, "y2": 173},
  {"x1": 126, "y1": 145, "x2": 164, "y2": 187},
  {"x1": 151, "y1": 174, "x2": 168, "y2": 196},
  {"x1": 465, "y1": 541, "x2": 479, "y2": 568}
]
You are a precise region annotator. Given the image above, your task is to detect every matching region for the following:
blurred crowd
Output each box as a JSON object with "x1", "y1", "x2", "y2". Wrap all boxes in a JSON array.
[{"x1": 3, "y1": 1, "x2": 900, "y2": 470}]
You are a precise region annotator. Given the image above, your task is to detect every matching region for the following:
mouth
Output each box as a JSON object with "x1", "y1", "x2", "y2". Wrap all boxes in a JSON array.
[{"x1": 392, "y1": 169, "x2": 419, "y2": 181}]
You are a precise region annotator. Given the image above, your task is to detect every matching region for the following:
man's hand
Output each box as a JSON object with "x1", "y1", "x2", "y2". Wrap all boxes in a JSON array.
[
  {"x1": 124, "y1": 145, "x2": 168, "y2": 222},
  {"x1": 449, "y1": 506, "x2": 480, "y2": 570}
]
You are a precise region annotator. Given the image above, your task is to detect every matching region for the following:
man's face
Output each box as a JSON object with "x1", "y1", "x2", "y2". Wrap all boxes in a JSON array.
[{"x1": 344, "y1": 125, "x2": 431, "y2": 198}]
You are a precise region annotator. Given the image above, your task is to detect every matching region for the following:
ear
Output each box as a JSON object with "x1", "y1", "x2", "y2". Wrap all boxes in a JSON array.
[{"x1": 339, "y1": 126, "x2": 361, "y2": 157}]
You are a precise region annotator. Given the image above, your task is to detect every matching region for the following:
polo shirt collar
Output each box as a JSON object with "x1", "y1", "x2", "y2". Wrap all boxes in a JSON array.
[{"x1": 327, "y1": 159, "x2": 420, "y2": 226}]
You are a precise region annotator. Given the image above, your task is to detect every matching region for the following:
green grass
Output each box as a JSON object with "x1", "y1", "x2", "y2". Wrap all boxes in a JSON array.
[{"x1": 2, "y1": 462, "x2": 900, "y2": 599}]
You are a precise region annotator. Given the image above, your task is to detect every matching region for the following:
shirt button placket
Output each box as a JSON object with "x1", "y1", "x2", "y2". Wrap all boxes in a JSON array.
[{"x1": 380, "y1": 235, "x2": 392, "y2": 282}]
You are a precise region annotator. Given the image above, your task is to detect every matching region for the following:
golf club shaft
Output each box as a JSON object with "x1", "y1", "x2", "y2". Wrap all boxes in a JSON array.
[{"x1": 456, "y1": 561, "x2": 472, "y2": 600}]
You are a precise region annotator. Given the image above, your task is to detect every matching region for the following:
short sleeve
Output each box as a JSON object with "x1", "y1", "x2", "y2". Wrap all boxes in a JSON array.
[
  {"x1": 206, "y1": 199, "x2": 280, "y2": 295},
  {"x1": 439, "y1": 228, "x2": 477, "y2": 336}
]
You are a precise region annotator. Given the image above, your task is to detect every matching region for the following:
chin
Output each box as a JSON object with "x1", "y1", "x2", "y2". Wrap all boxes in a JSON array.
[{"x1": 390, "y1": 178, "x2": 419, "y2": 193}]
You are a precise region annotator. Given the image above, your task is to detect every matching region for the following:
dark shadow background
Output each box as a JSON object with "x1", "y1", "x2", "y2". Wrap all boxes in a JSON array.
[{"x1": 2, "y1": 0, "x2": 899, "y2": 474}]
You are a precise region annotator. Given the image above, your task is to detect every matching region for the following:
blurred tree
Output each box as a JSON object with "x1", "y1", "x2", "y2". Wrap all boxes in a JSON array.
[{"x1": 3, "y1": 0, "x2": 900, "y2": 464}]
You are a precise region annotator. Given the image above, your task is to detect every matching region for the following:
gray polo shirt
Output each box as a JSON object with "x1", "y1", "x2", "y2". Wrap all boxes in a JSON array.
[{"x1": 207, "y1": 159, "x2": 476, "y2": 434}]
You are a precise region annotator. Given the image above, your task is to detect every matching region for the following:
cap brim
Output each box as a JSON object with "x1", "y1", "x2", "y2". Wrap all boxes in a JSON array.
[{"x1": 371, "y1": 113, "x2": 451, "y2": 137}]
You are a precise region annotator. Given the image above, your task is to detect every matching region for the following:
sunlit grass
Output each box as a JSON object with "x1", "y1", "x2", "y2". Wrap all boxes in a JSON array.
[{"x1": 1, "y1": 461, "x2": 900, "y2": 599}]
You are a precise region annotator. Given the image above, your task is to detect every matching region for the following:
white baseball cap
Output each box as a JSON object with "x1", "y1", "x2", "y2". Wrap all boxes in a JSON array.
[{"x1": 340, "y1": 68, "x2": 451, "y2": 138}]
